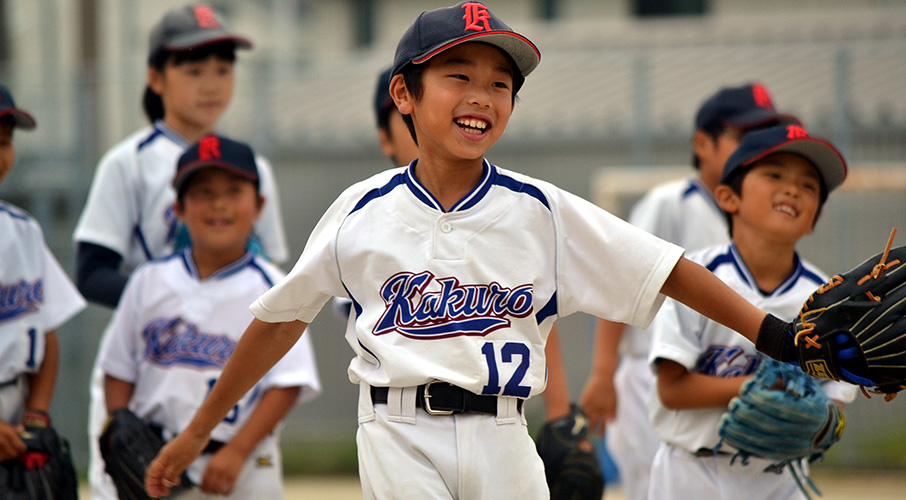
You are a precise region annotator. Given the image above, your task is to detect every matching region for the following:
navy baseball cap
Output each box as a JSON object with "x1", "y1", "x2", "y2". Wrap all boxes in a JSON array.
[
  {"x1": 149, "y1": 4, "x2": 252, "y2": 63},
  {"x1": 696, "y1": 83, "x2": 798, "y2": 131},
  {"x1": 0, "y1": 85, "x2": 37, "y2": 129},
  {"x1": 173, "y1": 134, "x2": 259, "y2": 195},
  {"x1": 721, "y1": 124, "x2": 847, "y2": 193},
  {"x1": 391, "y1": 2, "x2": 540, "y2": 82},
  {"x1": 374, "y1": 67, "x2": 395, "y2": 129}
]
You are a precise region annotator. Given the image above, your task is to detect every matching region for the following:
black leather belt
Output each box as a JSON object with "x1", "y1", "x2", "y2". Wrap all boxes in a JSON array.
[{"x1": 370, "y1": 381, "x2": 523, "y2": 416}]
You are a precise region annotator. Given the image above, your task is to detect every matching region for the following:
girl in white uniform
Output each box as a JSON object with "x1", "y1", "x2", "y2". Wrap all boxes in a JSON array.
[
  {"x1": 648, "y1": 124, "x2": 856, "y2": 500},
  {"x1": 73, "y1": 6, "x2": 288, "y2": 498}
]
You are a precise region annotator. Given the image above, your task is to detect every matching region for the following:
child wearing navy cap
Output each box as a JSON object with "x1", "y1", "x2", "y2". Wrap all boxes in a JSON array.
[
  {"x1": 99, "y1": 134, "x2": 321, "y2": 499},
  {"x1": 0, "y1": 85, "x2": 85, "y2": 498},
  {"x1": 147, "y1": 5, "x2": 855, "y2": 499},
  {"x1": 647, "y1": 123, "x2": 854, "y2": 500}
]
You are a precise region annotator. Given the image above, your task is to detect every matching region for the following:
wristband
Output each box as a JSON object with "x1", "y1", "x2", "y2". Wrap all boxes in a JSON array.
[
  {"x1": 755, "y1": 314, "x2": 797, "y2": 363},
  {"x1": 22, "y1": 409, "x2": 51, "y2": 428}
]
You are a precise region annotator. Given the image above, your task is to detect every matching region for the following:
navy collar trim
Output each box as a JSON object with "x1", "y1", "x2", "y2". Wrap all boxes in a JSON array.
[
  {"x1": 404, "y1": 159, "x2": 495, "y2": 213},
  {"x1": 179, "y1": 249, "x2": 255, "y2": 281}
]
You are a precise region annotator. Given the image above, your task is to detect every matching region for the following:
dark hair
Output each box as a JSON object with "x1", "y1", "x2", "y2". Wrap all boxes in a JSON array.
[
  {"x1": 691, "y1": 123, "x2": 726, "y2": 170},
  {"x1": 142, "y1": 42, "x2": 238, "y2": 123},
  {"x1": 398, "y1": 44, "x2": 524, "y2": 146},
  {"x1": 721, "y1": 157, "x2": 829, "y2": 234},
  {"x1": 0, "y1": 115, "x2": 15, "y2": 128}
]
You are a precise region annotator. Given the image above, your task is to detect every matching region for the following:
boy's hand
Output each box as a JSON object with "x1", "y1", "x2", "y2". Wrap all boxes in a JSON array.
[
  {"x1": 579, "y1": 373, "x2": 616, "y2": 437},
  {"x1": 200, "y1": 445, "x2": 245, "y2": 496},
  {"x1": 145, "y1": 431, "x2": 208, "y2": 498},
  {"x1": 0, "y1": 420, "x2": 27, "y2": 461}
]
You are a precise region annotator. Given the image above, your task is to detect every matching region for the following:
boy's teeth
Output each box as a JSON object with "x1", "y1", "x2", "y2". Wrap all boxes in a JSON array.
[{"x1": 457, "y1": 118, "x2": 487, "y2": 131}]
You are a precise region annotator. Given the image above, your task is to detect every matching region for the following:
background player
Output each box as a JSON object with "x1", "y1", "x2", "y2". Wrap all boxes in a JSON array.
[
  {"x1": 647, "y1": 123, "x2": 856, "y2": 499},
  {"x1": 0, "y1": 85, "x2": 86, "y2": 463},
  {"x1": 143, "y1": 3, "x2": 841, "y2": 499},
  {"x1": 579, "y1": 83, "x2": 797, "y2": 500},
  {"x1": 71, "y1": 4, "x2": 289, "y2": 498},
  {"x1": 98, "y1": 134, "x2": 320, "y2": 499}
]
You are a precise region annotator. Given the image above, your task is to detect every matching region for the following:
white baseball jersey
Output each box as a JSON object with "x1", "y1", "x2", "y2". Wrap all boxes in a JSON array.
[
  {"x1": 648, "y1": 244, "x2": 857, "y2": 453},
  {"x1": 251, "y1": 160, "x2": 683, "y2": 398},
  {"x1": 0, "y1": 202, "x2": 86, "y2": 422},
  {"x1": 73, "y1": 120, "x2": 289, "y2": 269},
  {"x1": 619, "y1": 177, "x2": 728, "y2": 358},
  {"x1": 606, "y1": 176, "x2": 729, "y2": 500},
  {"x1": 97, "y1": 250, "x2": 320, "y2": 490}
]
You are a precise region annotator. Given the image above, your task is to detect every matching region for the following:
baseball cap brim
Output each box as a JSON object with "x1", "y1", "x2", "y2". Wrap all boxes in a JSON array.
[
  {"x1": 734, "y1": 138, "x2": 847, "y2": 193},
  {"x1": 161, "y1": 32, "x2": 253, "y2": 52},
  {"x1": 727, "y1": 108, "x2": 800, "y2": 129},
  {"x1": 0, "y1": 109, "x2": 37, "y2": 129},
  {"x1": 410, "y1": 31, "x2": 540, "y2": 79},
  {"x1": 173, "y1": 160, "x2": 258, "y2": 194}
]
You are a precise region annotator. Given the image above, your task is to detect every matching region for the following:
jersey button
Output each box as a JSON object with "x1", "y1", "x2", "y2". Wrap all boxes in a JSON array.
[{"x1": 440, "y1": 222, "x2": 453, "y2": 233}]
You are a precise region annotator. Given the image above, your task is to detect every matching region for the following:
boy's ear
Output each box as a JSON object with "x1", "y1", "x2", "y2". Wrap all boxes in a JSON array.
[
  {"x1": 691, "y1": 130, "x2": 714, "y2": 159},
  {"x1": 172, "y1": 200, "x2": 185, "y2": 221},
  {"x1": 389, "y1": 74, "x2": 413, "y2": 116},
  {"x1": 256, "y1": 194, "x2": 266, "y2": 217},
  {"x1": 148, "y1": 66, "x2": 165, "y2": 95},
  {"x1": 714, "y1": 184, "x2": 740, "y2": 214}
]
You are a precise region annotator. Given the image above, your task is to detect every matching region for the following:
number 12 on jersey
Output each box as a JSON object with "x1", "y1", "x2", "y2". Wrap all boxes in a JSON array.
[{"x1": 481, "y1": 341, "x2": 531, "y2": 397}]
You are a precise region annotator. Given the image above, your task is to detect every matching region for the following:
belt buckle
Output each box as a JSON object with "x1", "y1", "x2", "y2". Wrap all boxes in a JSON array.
[{"x1": 422, "y1": 381, "x2": 455, "y2": 416}]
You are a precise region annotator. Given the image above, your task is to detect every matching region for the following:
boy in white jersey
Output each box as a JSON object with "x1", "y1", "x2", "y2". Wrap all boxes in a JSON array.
[
  {"x1": 98, "y1": 134, "x2": 320, "y2": 499},
  {"x1": 648, "y1": 123, "x2": 856, "y2": 500},
  {"x1": 579, "y1": 83, "x2": 797, "y2": 500},
  {"x1": 0, "y1": 85, "x2": 86, "y2": 476},
  {"x1": 74, "y1": 5, "x2": 290, "y2": 498},
  {"x1": 144, "y1": 4, "x2": 845, "y2": 499}
]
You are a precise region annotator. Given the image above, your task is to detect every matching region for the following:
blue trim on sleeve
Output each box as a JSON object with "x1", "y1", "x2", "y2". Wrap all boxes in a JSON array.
[
  {"x1": 350, "y1": 171, "x2": 408, "y2": 215},
  {"x1": 535, "y1": 293, "x2": 558, "y2": 324}
]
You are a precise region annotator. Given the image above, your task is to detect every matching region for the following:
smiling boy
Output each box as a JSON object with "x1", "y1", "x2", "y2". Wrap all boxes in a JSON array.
[
  {"x1": 98, "y1": 135, "x2": 319, "y2": 499},
  {"x1": 145, "y1": 4, "x2": 853, "y2": 499},
  {"x1": 647, "y1": 124, "x2": 855, "y2": 500}
]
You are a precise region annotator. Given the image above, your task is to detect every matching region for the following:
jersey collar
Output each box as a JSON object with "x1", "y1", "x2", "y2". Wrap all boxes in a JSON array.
[
  {"x1": 179, "y1": 249, "x2": 255, "y2": 281},
  {"x1": 153, "y1": 120, "x2": 191, "y2": 149},
  {"x1": 404, "y1": 159, "x2": 496, "y2": 213},
  {"x1": 727, "y1": 243, "x2": 805, "y2": 297},
  {"x1": 683, "y1": 178, "x2": 723, "y2": 216}
]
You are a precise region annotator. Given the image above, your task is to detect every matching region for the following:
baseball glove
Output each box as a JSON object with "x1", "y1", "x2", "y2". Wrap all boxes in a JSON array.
[
  {"x1": 718, "y1": 357, "x2": 844, "y2": 499},
  {"x1": 758, "y1": 229, "x2": 906, "y2": 400},
  {"x1": 535, "y1": 404, "x2": 605, "y2": 500},
  {"x1": 99, "y1": 409, "x2": 190, "y2": 500},
  {"x1": 0, "y1": 415, "x2": 79, "y2": 500}
]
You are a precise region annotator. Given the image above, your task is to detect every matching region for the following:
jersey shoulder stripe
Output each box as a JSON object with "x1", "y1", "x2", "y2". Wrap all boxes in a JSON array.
[
  {"x1": 137, "y1": 120, "x2": 189, "y2": 152},
  {"x1": 350, "y1": 170, "x2": 407, "y2": 215},
  {"x1": 493, "y1": 170, "x2": 550, "y2": 210},
  {"x1": 0, "y1": 201, "x2": 34, "y2": 223}
]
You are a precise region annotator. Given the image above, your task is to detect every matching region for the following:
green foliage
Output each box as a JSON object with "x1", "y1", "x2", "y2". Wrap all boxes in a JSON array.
[{"x1": 281, "y1": 439, "x2": 359, "y2": 476}]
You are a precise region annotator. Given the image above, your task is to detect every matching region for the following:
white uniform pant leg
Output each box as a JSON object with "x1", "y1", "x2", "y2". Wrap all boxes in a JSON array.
[
  {"x1": 606, "y1": 356, "x2": 659, "y2": 500},
  {"x1": 648, "y1": 443, "x2": 808, "y2": 500},
  {"x1": 174, "y1": 434, "x2": 284, "y2": 500},
  {"x1": 88, "y1": 361, "x2": 120, "y2": 500},
  {"x1": 356, "y1": 385, "x2": 548, "y2": 500}
]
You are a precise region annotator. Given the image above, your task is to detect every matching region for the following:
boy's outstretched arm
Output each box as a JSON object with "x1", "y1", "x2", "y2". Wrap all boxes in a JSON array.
[
  {"x1": 200, "y1": 386, "x2": 301, "y2": 496},
  {"x1": 145, "y1": 318, "x2": 307, "y2": 498},
  {"x1": 660, "y1": 257, "x2": 767, "y2": 345}
]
